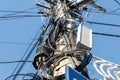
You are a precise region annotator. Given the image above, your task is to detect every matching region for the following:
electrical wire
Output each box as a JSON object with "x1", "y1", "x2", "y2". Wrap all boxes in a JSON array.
[
  {"x1": 0, "y1": 9, "x2": 48, "y2": 20},
  {"x1": 0, "y1": 60, "x2": 32, "y2": 64},
  {"x1": 0, "y1": 15, "x2": 40, "y2": 18},
  {"x1": 92, "y1": 32, "x2": 120, "y2": 38},
  {"x1": 93, "y1": 55, "x2": 120, "y2": 80},
  {"x1": 11, "y1": 42, "x2": 34, "y2": 79},
  {"x1": 1, "y1": 7, "x2": 38, "y2": 17},
  {"x1": 3, "y1": 0, "x2": 118, "y2": 79},
  {"x1": 22, "y1": 72, "x2": 40, "y2": 80},
  {"x1": 86, "y1": 21, "x2": 120, "y2": 27},
  {"x1": 0, "y1": 10, "x2": 36, "y2": 14},
  {"x1": 114, "y1": 0, "x2": 120, "y2": 6},
  {"x1": 0, "y1": 15, "x2": 45, "y2": 20},
  {"x1": 76, "y1": 51, "x2": 92, "y2": 71},
  {"x1": 0, "y1": 42, "x2": 33, "y2": 45},
  {"x1": 5, "y1": 73, "x2": 40, "y2": 80},
  {"x1": 11, "y1": 25, "x2": 42, "y2": 80},
  {"x1": 93, "y1": 55, "x2": 120, "y2": 68},
  {"x1": 12, "y1": 38, "x2": 38, "y2": 80},
  {"x1": 86, "y1": 9, "x2": 120, "y2": 16}
]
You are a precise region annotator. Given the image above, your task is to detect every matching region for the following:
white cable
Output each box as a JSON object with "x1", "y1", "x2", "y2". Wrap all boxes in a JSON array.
[
  {"x1": 107, "y1": 65, "x2": 120, "y2": 80},
  {"x1": 115, "y1": 71, "x2": 120, "y2": 80},
  {"x1": 93, "y1": 60, "x2": 108, "y2": 80},
  {"x1": 93, "y1": 55, "x2": 120, "y2": 80},
  {"x1": 99, "y1": 63, "x2": 113, "y2": 79},
  {"x1": 93, "y1": 55, "x2": 120, "y2": 67}
]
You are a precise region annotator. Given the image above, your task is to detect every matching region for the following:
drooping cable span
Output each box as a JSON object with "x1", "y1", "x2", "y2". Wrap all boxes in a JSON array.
[
  {"x1": 86, "y1": 21, "x2": 120, "y2": 27},
  {"x1": 0, "y1": 60, "x2": 32, "y2": 64},
  {"x1": 93, "y1": 32, "x2": 120, "y2": 38},
  {"x1": 5, "y1": 73, "x2": 40, "y2": 80},
  {"x1": 114, "y1": 0, "x2": 120, "y2": 6}
]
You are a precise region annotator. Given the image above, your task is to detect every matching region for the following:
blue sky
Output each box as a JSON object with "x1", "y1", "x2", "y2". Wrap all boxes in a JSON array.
[{"x1": 0, "y1": 0, "x2": 120, "y2": 80}]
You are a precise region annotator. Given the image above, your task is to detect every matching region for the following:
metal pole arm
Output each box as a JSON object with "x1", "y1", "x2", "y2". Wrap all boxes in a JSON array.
[{"x1": 36, "y1": 2, "x2": 51, "y2": 10}]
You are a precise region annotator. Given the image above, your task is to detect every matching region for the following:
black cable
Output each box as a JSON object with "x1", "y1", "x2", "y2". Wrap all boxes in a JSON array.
[
  {"x1": 86, "y1": 21, "x2": 120, "y2": 27},
  {"x1": 22, "y1": 73, "x2": 40, "y2": 80},
  {"x1": 0, "y1": 10, "x2": 36, "y2": 14},
  {"x1": 93, "y1": 32, "x2": 120, "y2": 38},
  {"x1": 5, "y1": 73, "x2": 40, "y2": 80},
  {"x1": 114, "y1": 0, "x2": 120, "y2": 6},
  {"x1": 38, "y1": 16, "x2": 52, "y2": 44},
  {"x1": 0, "y1": 60, "x2": 32, "y2": 64},
  {"x1": 76, "y1": 52, "x2": 92, "y2": 71},
  {"x1": 31, "y1": 71, "x2": 39, "y2": 80},
  {"x1": 12, "y1": 26, "x2": 42, "y2": 80},
  {"x1": 39, "y1": 54, "x2": 64, "y2": 79},
  {"x1": 12, "y1": 39, "x2": 38, "y2": 80},
  {"x1": 11, "y1": 41, "x2": 34, "y2": 78},
  {"x1": 86, "y1": 10, "x2": 120, "y2": 16},
  {"x1": 0, "y1": 15, "x2": 46, "y2": 20},
  {"x1": 0, "y1": 15, "x2": 43, "y2": 18},
  {"x1": 1, "y1": 7, "x2": 38, "y2": 17},
  {"x1": 0, "y1": 41, "x2": 33, "y2": 45}
]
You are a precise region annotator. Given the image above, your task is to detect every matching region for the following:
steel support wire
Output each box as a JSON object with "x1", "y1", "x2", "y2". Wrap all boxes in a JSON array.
[{"x1": 12, "y1": 23, "x2": 47, "y2": 80}]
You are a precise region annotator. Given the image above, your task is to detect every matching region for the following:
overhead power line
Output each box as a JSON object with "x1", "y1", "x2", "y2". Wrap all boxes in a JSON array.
[
  {"x1": 114, "y1": 0, "x2": 120, "y2": 6},
  {"x1": 0, "y1": 60, "x2": 32, "y2": 64},
  {"x1": 86, "y1": 21, "x2": 120, "y2": 27},
  {"x1": 0, "y1": 42, "x2": 33, "y2": 45},
  {"x1": 1, "y1": 7, "x2": 38, "y2": 17},
  {"x1": 12, "y1": 36, "x2": 38, "y2": 80},
  {"x1": 1, "y1": 9, "x2": 120, "y2": 17},
  {"x1": 0, "y1": 14, "x2": 47, "y2": 20},
  {"x1": 87, "y1": 10, "x2": 120, "y2": 16},
  {"x1": 0, "y1": 15, "x2": 41, "y2": 18},
  {"x1": 0, "y1": 10, "x2": 36, "y2": 14},
  {"x1": 12, "y1": 25, "x2": 42, "y2": 80},
  {"x1": 5, "y1": 73, "x2": 40, "y2": 80},
  {"x1": 93, "y1": 32, "x2": 120, "y2": 38}
]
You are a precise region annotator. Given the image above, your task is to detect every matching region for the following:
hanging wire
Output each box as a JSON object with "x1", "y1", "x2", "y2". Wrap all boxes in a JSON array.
[
  {"x1": 92, "y1": 32, "x2": 120, "y2": 38},
  {"x1": 114, "y1": 0, "x2": 120, "y2": 6},
  {"x1": 1, "y1": 7, "x2": 38, "y2": 17},
  {"x1": 5, "y1": 73, "x2": 40, "y2": 80},
  {"x1": 0, "y1": 10, "x2": 36, "y2": 14},
  {"x1": 0, "y1": 41, "x2": 33, "y2": 45},
  {"x1": 0, "y1": 60, "x2": 32, "y2": 64},
  {"x1": 86, "y1": 21, "x2": 120, "y2": 27},
  {"x1": 11, "y1": 25, "x2": 42, "y2": 80}
]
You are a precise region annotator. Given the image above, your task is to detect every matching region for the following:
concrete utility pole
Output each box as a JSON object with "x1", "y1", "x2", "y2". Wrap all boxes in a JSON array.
[
  {"x1": 53, "y1": 0, "x2": 78, "y2": 76},
  {"x1": 33, "y1": 0, "x2": 94, "y2": 79}
]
